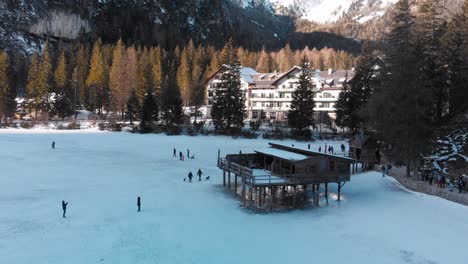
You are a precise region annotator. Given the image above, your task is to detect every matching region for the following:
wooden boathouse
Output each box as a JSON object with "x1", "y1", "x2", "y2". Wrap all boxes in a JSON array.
[{"x1": 217, "y1": 143, "x2": 354, "y2": 211}]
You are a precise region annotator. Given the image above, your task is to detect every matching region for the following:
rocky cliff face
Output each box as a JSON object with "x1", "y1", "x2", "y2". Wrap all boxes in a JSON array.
[{"x1": 29, "y1": 11, "x2": 91, "y2": 39}]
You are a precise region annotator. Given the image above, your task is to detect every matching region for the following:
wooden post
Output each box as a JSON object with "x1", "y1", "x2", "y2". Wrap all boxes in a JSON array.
[
  {"x1": 235, "y1": 174, "x2": 238, "y2": 194},
  {"x1": 315, "y1": 183, "x2": 320, "y2": 206},
  {"x1": 338, "y1": 182, "x2": 341, "y2": 201},
  {"x1": 228, "y1": 171, "x2": 231, "y2": 190},
  {"x1": 249, "y1": 186, "x2": 253, "y2": 207},
  {"x1": 256, "y1": 187, "x2": 260, "y2": 209},
  {"x1": 242, "y1": 184, "x2": 246, "y2": 207},
  {"x1": 293, "y1": 185, "x2": 297, "y2": 207},
  {"x1": 303, "y1": 184, "x2": 307, "y2": 201},
  {"x1": 223, "y1": 170, "x2": 226, "y2": 187},
  {"x1": 325, "y1": 183, "x2": 328, "y2": 197}
]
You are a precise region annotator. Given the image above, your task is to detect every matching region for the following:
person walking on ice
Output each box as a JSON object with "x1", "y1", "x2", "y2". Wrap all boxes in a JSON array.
[
  {"x1": 137, "y1": 196, "x2": 141, "y2": 212},
  {"x1": 188, "y1": 171, "x2": 193, "y2": 183},
  {"x1": 187, "y1": 149, "x2": 190, "y2": 158},
  {"x1": 62, "y1": 200, "x2": 68, "y2": 218},
  {"x1": 52, "y1": 141, "x2": 55, "y2": 149},
  {"x1": 173, "y1": 148, "x2": 176, "y2": 157},
  {"x1": 197, "y1": 169, "x2": 203, "y2": 181}
]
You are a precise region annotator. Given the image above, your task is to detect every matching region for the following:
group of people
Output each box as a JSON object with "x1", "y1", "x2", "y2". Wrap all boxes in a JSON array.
[
  {"x1": 186, "y1": 169, "x2": 207, "y2": 182},
  {"x1": 381, "y1": 164, "x2": 392, "y2": 177},
  {"x1": 174, "y1": 148, "x2": 195, "y2": 161},
  {"x1": 316, "y1": 143, "x2": 345, "y2": 155},
  {"x1": 423, "y1": 171, "x2": 466, "y2": 193}
]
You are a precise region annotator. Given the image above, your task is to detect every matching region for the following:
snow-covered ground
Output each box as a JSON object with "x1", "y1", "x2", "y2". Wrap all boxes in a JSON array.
[{"x1": 0, "y1": 132, "x2": 467, "y2": 264}]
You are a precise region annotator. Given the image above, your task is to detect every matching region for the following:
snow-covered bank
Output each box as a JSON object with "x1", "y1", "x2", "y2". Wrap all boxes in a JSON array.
[{"x1": 0, "y1": 133, "x2": 467, "y2": 264}]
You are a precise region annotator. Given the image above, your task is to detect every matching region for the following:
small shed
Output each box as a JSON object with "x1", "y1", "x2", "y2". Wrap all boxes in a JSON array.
[{"x1": 348, "y1": 133, "x2": 379, "y2": 170}]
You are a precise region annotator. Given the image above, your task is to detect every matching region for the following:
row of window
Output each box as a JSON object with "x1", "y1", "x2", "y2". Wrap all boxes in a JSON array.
[
  {"x1": 250, "y1": 102, "x2": 333, "y2": 108},
  {"x1": 252, "y1": 102, "x2": 289, "y2": 108}
]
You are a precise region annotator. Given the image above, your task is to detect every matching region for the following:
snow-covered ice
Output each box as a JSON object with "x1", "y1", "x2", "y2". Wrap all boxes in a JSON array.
[{"x1": 0, "y1": 132, "x2": 467, "y2": 264}]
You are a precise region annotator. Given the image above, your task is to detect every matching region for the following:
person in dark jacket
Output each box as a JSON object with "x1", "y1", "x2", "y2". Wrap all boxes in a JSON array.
[
  {"x1": 137, "y1": 196, "x2": 141, "y2": 212},
  {"x1": 62, "y1": 200, "x2": 68, "y2": 218},
  {"x1": 52, "y1": 141, "x2": 55, "y2": 149},
  {"x1": 341, "y1": 144, "x2": 345, "y2": 153},
  {"x1": 197, "y1": 169, "x2": 203, "y2": 181},
  {"x1": 179, "y1": 151, "x2": 183, "y2": 161},
  {"x1": 173, "y1": 148, "x2": 176, "y2": 157},
  {"x1": 187, "y1": 149, "x2": 190, "y2": 158},
  {"x1": 188, "y1": 171, "x2": 193, "y2": 183}
]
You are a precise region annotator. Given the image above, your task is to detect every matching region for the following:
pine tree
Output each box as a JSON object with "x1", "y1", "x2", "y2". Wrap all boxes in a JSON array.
[
  {"x1": 136, "y1": 48, "x2": 154, "y2": 104},
  {"x1": 54, "y1": 50, "x2": 68, "y2": 94},
  {"x1": 287, "y1": 57, "x2": 315, "y2": 134},
  {"x1": 415, "y1": 0, "x2": 448, "y2": 123},
  {"x1": 211, "y1": 45, "x2": 245, "y2": 132},
  {"x1": 161, "y1": 65, "x2": 184, "y2": 127},
  {"x1": 54, "y1": 93, "x2": 74, "y2": 120},
  {"x1": 109, "y1": 40, "x2": 126, "y2": 114},
  {"x1": 140, "y1": 88, "x2": 159, "y2": 131},
  {"x1": 26, "y1": 53, "x2": 40, "y2": 119},
  {"x1": 366, "y1": 0, "x2": 432, "y2": 176},
  {"x1": 150, "y1": 46, "x2": 164, "y2": 97},
  {"x1": 86, "y1": 39, "x2": 108, "y2": 116},
  {"x1": 126, "y1": 89, "x2": 140, "y2": 124},
  {"x1": 335, "y1": 42, "x2": 378, "y2": 131},
  {"x1": 37, "y1": 41, "x2": 52, "y2": 120},
  {"x1": 0, "y1": 51, "x2": 16, "y2": 123},
  {"x1": 177, "y1": 46, "x2": 192, "y2": 106},
  {"x1": 440, "y1": 1, "x2": 468, "y2": 115},
  {"x1": 75, "y1": 44, "x2": 89, "y2": 109}
]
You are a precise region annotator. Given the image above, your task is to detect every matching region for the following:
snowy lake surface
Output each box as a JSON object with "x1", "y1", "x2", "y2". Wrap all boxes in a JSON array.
[{"x1": 0, "y1": 132, "x2": 467, "y2": 264}]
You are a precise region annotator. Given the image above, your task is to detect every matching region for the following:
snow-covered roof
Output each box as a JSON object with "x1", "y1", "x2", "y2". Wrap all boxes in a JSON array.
[
  {"x1": 255, "y1": 148, "x2": 309, "y2": 161},
  {"x1": 240, "y1": 67, "x2": 258, "y2": 84}
]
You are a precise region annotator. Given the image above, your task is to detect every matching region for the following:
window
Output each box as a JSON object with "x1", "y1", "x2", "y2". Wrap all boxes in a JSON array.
[
  {"x1": 289, "y1": 83, "x2": 293, "y2": 88},
  {"x1": 252, "y1": 102, "x2": 257, "y2": 107},
  {"x1": 270, "y1": 112, "x2": 276, "y2": 119},
  {"x1": 282, "y1": 85, "x2": 286, "y2": 89},
  {"x1": 277, "y1": 102, "x2": 282, "y2": 107},
  {"x1": 252, "y1": 111, "x2": 259, "y2": 119},
  {"x1": 261, "y1": 93, "x2": 266, "y2": 98},
  {"x1": 269, "y1": 93, "x2": 274, "y2": 98},
  {"x1": 323, "y1": 92, "x2": 332, "y2": 98},
  {"x1": 208, "y1": 91, "x2": 214, "y2": 97},
  {"x1": 261, "y1": 102, "x2": 265, "y2": 107},
  {"x1": 329, "y1": 159, "x2": 335, "y2": 171},
  {"x1": 323, "y1": 102, "x2": 330, "y2": 108},
  {"x1": 268, "y1": 102, "x2": 274, "y2": 107},
  {"x1": 251, "y1": 93, "x2": 257, "y2": 98},
  {"x1": 279, "y1": 93, "x2": 285, "y2": 98}
]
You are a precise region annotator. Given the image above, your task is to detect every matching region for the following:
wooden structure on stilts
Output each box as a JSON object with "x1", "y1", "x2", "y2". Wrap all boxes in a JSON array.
[{"x1": 217, "y1": 143, "x2": 354, "y2": 212}]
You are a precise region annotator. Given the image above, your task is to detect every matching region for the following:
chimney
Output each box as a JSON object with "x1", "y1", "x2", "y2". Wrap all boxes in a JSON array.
[{"x1": 328, "y1": 68, "x2": 333, "y2": 75}]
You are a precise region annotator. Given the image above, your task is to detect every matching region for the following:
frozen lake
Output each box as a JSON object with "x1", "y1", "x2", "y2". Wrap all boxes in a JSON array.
[{"x1": 0, "y1": 132, "x2": 466, "y2": 264}]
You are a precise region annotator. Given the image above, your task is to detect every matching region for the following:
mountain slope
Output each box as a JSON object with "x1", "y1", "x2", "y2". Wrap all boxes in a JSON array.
[{"x1": 0, "y1": 0, "x2": 362, "y2": 53}]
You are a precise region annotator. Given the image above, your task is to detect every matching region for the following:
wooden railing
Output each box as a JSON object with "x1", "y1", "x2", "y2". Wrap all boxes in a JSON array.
[{"x1": 218, "y1": 158, "x2": 349, "y2": 186}]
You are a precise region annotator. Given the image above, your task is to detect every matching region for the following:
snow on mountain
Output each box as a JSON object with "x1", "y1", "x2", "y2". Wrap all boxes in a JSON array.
[{"x1": 270, "y1": 0, "x2": 398, "y2": 23}]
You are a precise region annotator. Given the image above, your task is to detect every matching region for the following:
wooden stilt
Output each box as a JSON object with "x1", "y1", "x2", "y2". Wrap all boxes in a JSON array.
[
  {"x1": 325, "y1": 183, "x2": 328, "y2": 197},
  {"x1": 242, "y1": 184, "x2": 246, "y2": 207},
  {"x1": 338, "y1": 182, "x2": 341, "y2": 201},
  {"x1": 269, "y1": 187, "x2": 273, "y2": 212},
  {"x1": 249, "y1": 186, "x2": 253, "y2": 207},
  {"x1": 293, "y1": 185, "x2": 297, "y2": 207},
  {"x1": 223, "y1": 170, "x2": 226, "y2": 187},
  {"x1": 303, "y1": 184, "x2": 307, "y2": 201},
  {"x1": 315, "y1": 183, "x2": 320, "y2": 206},
  {"x1": 228, "y1": 172, "x2": 231, "y2": 190},
  {"x1": 234, "y1": 174, "x2": 238, "y2": 193}
]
